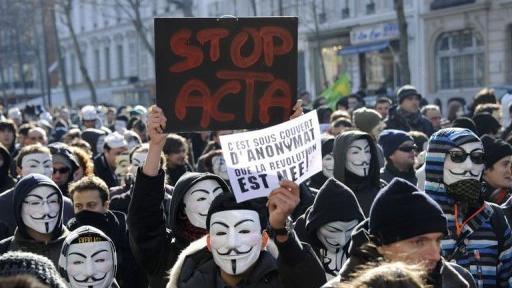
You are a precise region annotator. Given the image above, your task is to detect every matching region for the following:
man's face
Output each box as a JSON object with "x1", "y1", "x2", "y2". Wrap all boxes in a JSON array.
[
  {"x1": 104, "y1": 146, "x2": 128, "y2": 169},
  {"x1": 375, "y1": 103, "x2": 390, "y2": 119},
  {"x1": 183, "y1": 179, "x2": 223, "y2": 229},
  {"x1": 389, "y1": 141, "x2": 416, "y2": 170},
  {"x1": 27, "y1": 129, "x2": 47, "y2": 145},
  {"x1": 208, "y1": 210, "x2": 263, "y2": 276},
  {"x1": 443, "y1": 142, "x2": 485, "y2": 185},
  {"x1": 66, "y1": 241, "x2": 115, "y2": 288},
  {"x1": 322, "y1": 153, "x2": 334, "y2": 178},
  {"x1": 400, "y1": 95, "x2": 420, "y2": 113},
  {"x1": 316, "y1": 220, "x2": 358, "y2": 252},
  {"x1": 347, "y1": 97, "x2": 359, "y2": 111},
  {"x1": 83, "y1": 119, "x2": 97, "y2": 129},
  {"x1": 20, "y1": 153, "x2": 53, "y2": 178},
  {"x1": 21, "y1": 186, "x2": 60, "y2": 234},
  {"x1": 377, "y1": 232, "x2": 443, "y2": 272},
  {"x1": 0, "y1": 128, "x2": 14, "y2": 148},
  {"x1": 130, "y1": 151, "x2": 147, "y2": 175},
  {"x1": 72, "y1": 189, "x2": 107, "y2": 214},
  {"x1": 484, "y1": 156, "x2": 512, "y2": 189},
  {"x1": 346, "y1": 139, "x2": 371, "y2": 177},
  {"x1": 167, "y1": 146, "x2": 186, "y2": 168},
  {"x1": 211, "y1": 155, "x2": 228, "y2": 181},
  {"x1": 425, "y1": 109, "x2": 442, "y2": 129},
  {"x1": 52, "y1": 162, "x2": 72, "y2": 187}
]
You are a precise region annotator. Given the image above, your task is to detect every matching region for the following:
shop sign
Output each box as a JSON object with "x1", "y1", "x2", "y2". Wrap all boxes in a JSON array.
[{"x1": 350, "y1": 22, "x2": 399, "y2": 45}]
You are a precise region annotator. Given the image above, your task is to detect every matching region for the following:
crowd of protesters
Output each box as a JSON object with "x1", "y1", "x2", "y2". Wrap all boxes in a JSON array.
[{"x1": 1, "y1": 85, "x2": 512, "y2": 287}]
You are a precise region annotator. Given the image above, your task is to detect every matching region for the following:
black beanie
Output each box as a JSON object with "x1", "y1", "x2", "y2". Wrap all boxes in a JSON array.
[
  {"x1": 206, "y1": 193, "x2": 267, "y2": 231},
  {"x1": 473, "y1": 113, "x2": 501, "y2": 137},
  {"x1": 369, "y1": 178, "x2": 447, "y2": 245},
  {"x1": 397, "y1": 85, "x2": 421, "y2": 104},
  {"x1": 481, "y1": 135, "x2": 512, "y2": 169},
  {"x1": 452, "y1": 117, "x2": 477, "y2": 135}
]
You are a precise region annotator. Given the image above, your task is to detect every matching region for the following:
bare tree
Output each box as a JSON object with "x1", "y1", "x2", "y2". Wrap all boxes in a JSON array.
[
  {"x1": 50, "y1": 0, "x2": 72, "y2": 107},
  {"x1": 394, "y1": 0, "x2": 411, "y2": 85},
  {"x1": 58, "y1": 0, "x2": 97, "y2": 104},
  {"x1": 169, "y1": 0, "x2": 194, "y2": 17},
  {"x1": 312, "y1": 0, "x2": 327, "y2": 89}
]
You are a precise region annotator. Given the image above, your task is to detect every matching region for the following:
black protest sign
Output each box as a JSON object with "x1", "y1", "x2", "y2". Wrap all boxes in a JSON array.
[{"x1": 154, "y1": 17, "x2": 298, "y2": 132}]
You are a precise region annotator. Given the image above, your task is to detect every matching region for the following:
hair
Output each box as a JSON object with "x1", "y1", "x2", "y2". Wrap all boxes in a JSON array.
[
  {"x1": 62, "y1": 128, "x2": 82, "y2": 144},
  {"x1": 376, "y1": 97, "x2": 392, "y2": 106},
  {"x1": 0, "y1": 119, "x2": 17, "y2": 134},
  {"x1": 0, "y1": 275, "x2": 49, "y2": 288},
  {"x1": 69, "y1": 138, "x2": 92, "y2": 156},
  {"x1": 332, "y1": 118, "x2": 353, "y2": 129},
  {"x1": 15, "y1": 144, "x2": 51, "y2": 168},
  {"x1": 68, "y1": 176, "x2": 110, "y2": 204},
  {"x1": 330, "y1": 110, "x2": 351, "y2": 123},
  {"x1": 163, "y1": 133, "x2": 188, "y2": 155},
  {"x1": 420, "y1": 105, "x2": 440, "y2": 116},
  {"x1": 447, "y1": 101, "x2": 463, "y2": 123},
  {"x1": 474, "y1": 103, "x2": 501, "y2": 115},
  {"x1": 336, "y1": 97, "x2": 349, "y2": 110},
  {"x1": 337, "y1": 262, "x2": 429, "y2": 288},
  {"x1": 471, "y1": 88, "x2": 497, "y2": 112},
  {"x1": 71, "y1": 146, "x2": 94, "y2": 177},
  {"x1": 18, "y1": 123, "x2": 34, "y2": 137}
]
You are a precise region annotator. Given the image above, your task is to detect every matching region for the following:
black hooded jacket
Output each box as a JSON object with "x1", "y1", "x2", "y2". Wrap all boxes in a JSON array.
[
  {"x1": 128, "y1": 169, "x2": 230, "y2": 288},
  {"x1": 308, "y1": 137, "x2": 334, "y2": 190},
  {"x1": 0, "y1": 144, "x2": 15, "y2": 193},
  {"x1": 81, "y1": 128, "x2": 106, "y2": 157},
  {"x1": 0, "y1": 174, "x2": 69, "y2": 266},
  {"x1": 385, "y1": 105, "x2": 435, "y2": 137}
]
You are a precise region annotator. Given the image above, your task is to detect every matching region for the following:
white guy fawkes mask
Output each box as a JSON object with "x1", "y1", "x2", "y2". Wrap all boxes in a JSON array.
[
  {"x1": 322, "y1": 154, "x2": 334, "y2": 178},
  {"x1": 66, "y1": 241, "x2": 115, "y2": 288},
  {"x1": 114, "y1": 120, "x2": 127, "y2": 134},
  {"x1": 443, "y1": 142, "x2": 484, "y2": 185},
  {"x1": 209, "y1": 210, "x2": 262, "y2": 275},
  {"x1": 346, "y1": 139, "x2": 371, "y2": 177},
  {"x1": 21, "y1": 186, "x2": 60, "y2": 234},
  {"x1": 21, "y1": 153, "x2": 53, "y2": 178},
  {"x1": 212, "y1": 155, "x2": 228, "y2": 181},
  {"x1": 96, "y1": 135, "x2": 106, "y2": 155},
  {"x1": 114, "y1": 153, "x2": 131, "y2": 181},
  {"x1": 183, "y1": 179, "x2": 223, "y2": 229},
  {"x1": 130, "y1": 151, "x2": 148, "y2": 176}
]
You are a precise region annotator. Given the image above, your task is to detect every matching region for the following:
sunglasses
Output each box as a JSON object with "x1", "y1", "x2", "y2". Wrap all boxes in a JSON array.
[
  {"x1": 398, "y1": 145, "x2": 418, "y2": 153},
  {"x1": 53, "y1": 167, "x2": 71, "y2": 174},
  {"x1": 448, "y1": 150, "x2": 485, "y2": 164}
]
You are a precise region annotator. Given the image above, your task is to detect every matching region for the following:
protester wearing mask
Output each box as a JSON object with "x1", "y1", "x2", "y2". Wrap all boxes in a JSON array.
[
  {"x1": 81, "y1": 128, "x2": 107, "y2": 157},
  {"x1": 0, "y1": 143, "x2": 15, "y2": 193},
  {"x1": 378, "y1": 130, "x2": 418, "y2": 185},
  {"x1": 58, "y1": 225, "x2": 119, "y2": 288},
  {"x1": 81, "y1": 105, "x2": 98, "y2": 129},
  {"x1": 295, "y1": 178, "x2": 365, "y2": 280},
  {"x1": 0, "y1": 174, "x2": 69, "y2": 267},
  {"x1": 324, "y1": 178, "x2": 475, "y2": 288},
  {"x1": 94, "y1": 132, "x2": 128, "y2": 188},
  {"x1": 425, "y1": 128, "x2": 512, "y2": 287},
  {"x1": 168, "y1": 188, "x2": 326, "y2": 288},
  {"x1": 49, "y1": 143, "x2": 80, "y2": 197},
  {"x1": 0, "y1": 144, "x2": 74, "y2": 241},
  {"x1": 308, "y1": 137, "x2": 334, "y2": 189},
  {"x1": 352, "y1": 107, "x2": 386, "y2": 167},
  {"x1": 385, "y1": 85, "x2": 434, "y2": 136},
  {"x1": 480, "y1": 135, "x2": 512, "y2": 205},
  {"x1": 128, "y1": 106, "x2": 230, "y2": 288},
  {"x1": 332, "y1": 131, "x2": 383, "y2": 216}
]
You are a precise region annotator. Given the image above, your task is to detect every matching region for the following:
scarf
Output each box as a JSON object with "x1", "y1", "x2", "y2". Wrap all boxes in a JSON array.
[{"x1": 178, "y1": 218, "x2": 208, "y2": 243}]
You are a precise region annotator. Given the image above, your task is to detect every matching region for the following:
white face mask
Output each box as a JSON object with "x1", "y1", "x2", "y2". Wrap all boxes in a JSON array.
[
  {"x1": 211, "y1": 155, "x2": 228, "y2": 181},
  {"x1": 316, "y1": 220, "x2": 358, "y2": 252},
  {"x1": 114, "y1": 121, "x2": 127, "y2": 134},
  {"x1": 21, "y1": 153, "x2": 53, "y2": 178},
  {"x1": 130, "y1": 151, "x2": 147, "y2": 175},
  {"x1": 96, "y1": 136, "x2": 106, "y2": 155},
  {"x1": 209, "y1": 210, "x2": 262, "y2": 275},
  {"x1": 183, "y1": 179, "x2": 223, "y2": 229},
  {"x1": 322, "y1": 154, "x2": 334, "y2": 178},
  {"x1": 66, "y1": 241, "x2": 115, "y2": 288},
  {"x1": 21, "y1": 186, "x2": 60, "y2": 234},
  {"x1": 346, "y1": 139, "x2": 371, "y2": 177},
  {"x1": 443, "y1": 142, "x2": 484, "y2": 185},
  {"x1": 114, "y1": 153, "x2": 131, "y2": 180}
]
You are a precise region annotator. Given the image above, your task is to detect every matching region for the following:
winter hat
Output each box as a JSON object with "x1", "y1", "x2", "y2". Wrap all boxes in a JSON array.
[
  {"x1": 473, "y1": 113, "x2": 501, "y2": 136},
  {"x1": 452, "y1": 117, "x2": 477, "y2": 135},
  {"x1": 369, "y1": 178, "x2": 447, "y2": 245},
  {"x1": 481, "y1": 135, "x2": 512, "y2": 169},
  {"x1": 81, "y1": 105, "x2": 97, "y2": 121},
  {"x1": 378, "y1": 129, "x2": 414, "y2": 158},
  {"x1": 48, "y1": 142, "x2": 80, "y2": 173},
  {"x1": 397, "y1": 85, "x2": 421, "y2": 104},
  {"x1": 353, "y1": 107, "x2": 382, "y2": 134},
  {"x1": 0, "y1": 251, "x2": 67, "y2": 288},
  {"x1": 105, "y1": 132, "x2": 128, "y2": 149}
]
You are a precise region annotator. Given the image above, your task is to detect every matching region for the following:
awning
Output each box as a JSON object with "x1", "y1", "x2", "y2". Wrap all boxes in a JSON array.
[{"x1": 338, "y1": 41, "x2": 390, "y2": 56}]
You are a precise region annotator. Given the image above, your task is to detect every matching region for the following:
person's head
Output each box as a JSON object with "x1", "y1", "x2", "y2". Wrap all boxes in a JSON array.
[
  {"x1": 80, "y1": 128, "x2": 107, "y2": 157},
  {"x1": 374, "y1": 97, "x2": 392, "y2": 119},
  {"x1": 0, "y1": 120, "x2": 17, "y2": 150},
  {"x1": 16, "y1": 144, "x2": 53, "y2": 178},
  {"x1": 26, "y1": 127, "x2": 48, "y2": 146},
  {"x1": 347, "y1": 94, "x2": 362, "y2": 112},
  {"x1": 330, "y1": 110, "x2": 351, "y2": 123},
  {"x1": 114, "y1": 115, "x2": 128, "y2": 134},
  {"x1": 317, "y1": 106, "x2": 333, "y2": 124},
  {"x1": 131, "y1": 119, "x2": 147, "y2": 143},
  {"x1": 447, "y1": 100, "x2": 465, "y2": 122},
  {"x1": 346, "y1": 138, "x2": 372, "y2": 177},
  {"x1": 352, "y1": 107, "x2": 385, "y2": 139},
  {"x1": 58, "y1": 225, "x2": 117, "y2": 288},
  {"x1": 369, "y1": 179, "x2": 447, "y2": 272},
  {"x1": 163, "y1": 133, "x2": 188, "y2": 169},
  {"x1": 421, "y1": 105, "x2": 442, "y2": 130},
  {"x1": 81, "y1": 105, "x2": 97, "y2": 129},
  {"x1": 103, "y1": 132, "x2": 128, "y2": 169},
  {"x1": 7, "y1": 107, "x2": 22, "y2": 126},
  {"x1": 474, "y1": 103, "x2": 501, "y2": 124},
  {"x1": 69, "y1": 176, "x2": 110, "y2": 214},
  {"x1": 481, "y1": 135, "x2": 512, "y2": 190},
  {"x1": 299, "y1": 90, "x2": 311, "y2": 105},
  {"x1": 451, "y1": 117, "x2": 477, "y2": 135},
  {"x1": 18, "y1": 123, "x2": 34, "y2": 148},
  {"x1": 378, "y1": 130, "x2": 416, "y2": 171},
  {"x1": 471, "y1": 88, "x2": 497, "y2": 112},
  {"x1": 106, "y1": 107, "x2": 116, "y2": 123},
  {"x1": 336, "y1": 97, "x2": 349, "y2": 111},
  {"x1": 321, "y1": 138, "x2": 335, "y2": 178},
  {"x1": 124, "y1": 130, "x2": 141, "y2": 151},
  {"x1": 71, "y1": 146, "x2": 94, "y2": 179},
  {"x1": 330, "y1": 118, "x2": 353, "y2": 136},
  {"x1": 336, "y1": 262, "x2": 428, "y2": 288},
  {"x1": 397, "y1": 85, "x2": 421, "y2": 113},
  {"x1": 206, "y1": 193, "x2": 268, "y2": 277},
  {"x1": 48, "y1": 143, "x2": 80, "y2": 190},
  {"x1": 473, "y1": 113, "x2": 501, "y2": 137}
]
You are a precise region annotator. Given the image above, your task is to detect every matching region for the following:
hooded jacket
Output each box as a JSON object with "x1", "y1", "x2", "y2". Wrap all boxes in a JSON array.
[
  {"x1": 322, "y1": 220, "x2": 476, "y2": 288},
  {"x1": 94, "y1": 153, "x2": 119, "y2": 188},
  {"x1": 128, "y1": 169, "x2": 230, "y2": 288},
  {"x1": 0, "y1": 144, "x2": 15, "y2": 193},
  {"x1": 0, "y1": 174, "x2": 69, "y2": 267},
  {"x1": 58, "y1": 225, "x2": 119, "y2": 288},
  {"x1": 425, "y1": 128, "x2": 512, "y2": 287},
  {"x1": 295, "y1": 178, "x2": 365, "y2": 279},
  {"x1": 332, "y1": 131, "x2": 383, "y2": 216},
  {"x1": 308, "y1": 137, "x2": 334, "y2": 190},
  {"x1": 167, "y1": 234, "x2": 326, "y2": 288}
]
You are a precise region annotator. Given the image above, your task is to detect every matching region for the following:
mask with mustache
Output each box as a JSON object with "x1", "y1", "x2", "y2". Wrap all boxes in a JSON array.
[
  {"x1": 346, "y1": 139, "x2": 371, "y2": 177},
  {"x1": 21, "y1": 186, "x2": 60, "y2": 234},
  {"x1": 183, "y1": 179, "x2": 223, "y2": 229}
]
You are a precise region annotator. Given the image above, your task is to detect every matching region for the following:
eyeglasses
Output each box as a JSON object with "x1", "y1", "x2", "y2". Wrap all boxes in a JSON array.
[
  {"x1": 53, "y1": 167, "x2": 70, "y2": 174},
  {"x1": 448, "y1": 150, "x2": 485, "y2": 164},
  {"x1": 398, "y1": 145, "x2": 418, "y2": 153}
]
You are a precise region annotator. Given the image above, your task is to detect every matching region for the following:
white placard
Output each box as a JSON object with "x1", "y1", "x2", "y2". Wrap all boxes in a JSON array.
[{"x1": 220, "y1": 111, "x2": 322, "y2": 203}]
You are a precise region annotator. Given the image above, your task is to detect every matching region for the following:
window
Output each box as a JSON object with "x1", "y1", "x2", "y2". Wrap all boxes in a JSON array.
[
  {"x1": 105, "y1": 46, "x2": 111, "y2": 80},
  {"x1": 117, "y1": 44, "x2": 124, "y2": 78},
  {"x1": 435, "y1": 30, "x2": 484, "y2": 90}
]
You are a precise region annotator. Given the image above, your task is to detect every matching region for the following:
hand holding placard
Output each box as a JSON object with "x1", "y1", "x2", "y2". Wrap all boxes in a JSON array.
[{"x1": 144, "y1": 105, "x2": 168, "y2": 177}]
